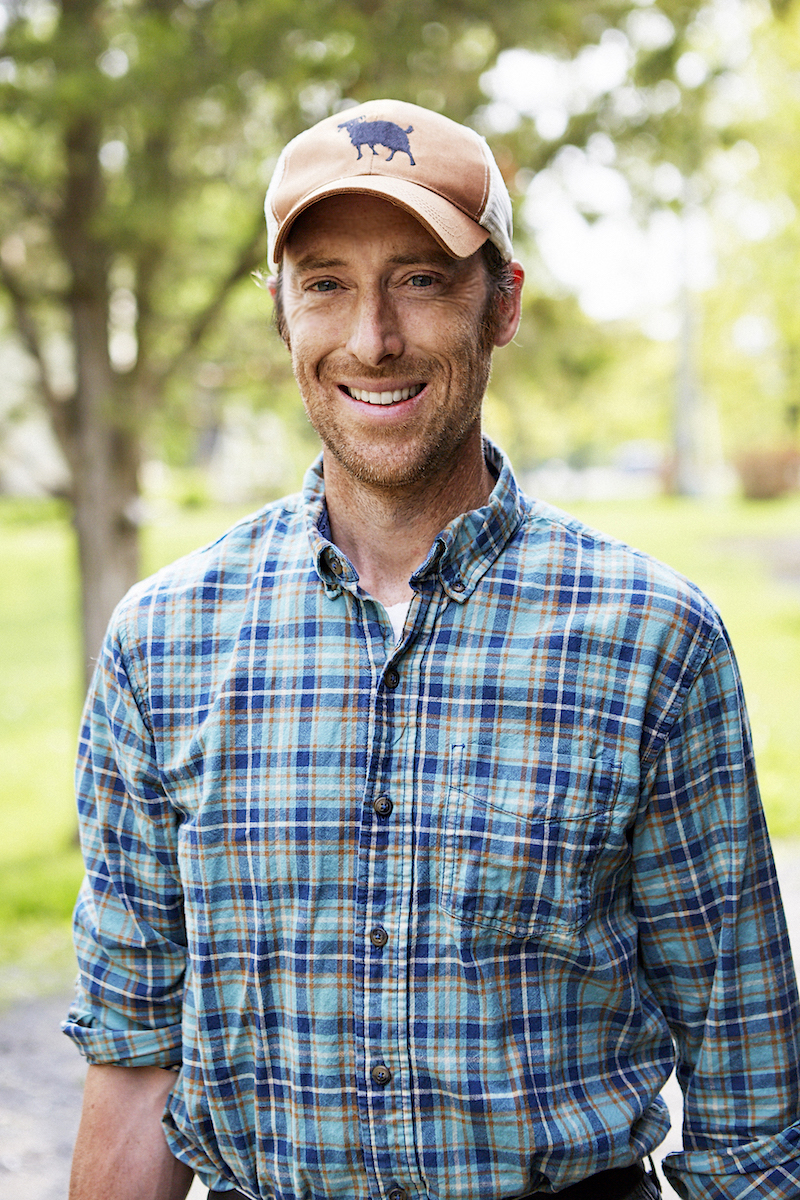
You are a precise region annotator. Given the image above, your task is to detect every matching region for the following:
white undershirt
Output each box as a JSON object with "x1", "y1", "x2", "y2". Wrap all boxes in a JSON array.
[{"x1": 384, "y1": 600, "x2": 411, "y2": 644}]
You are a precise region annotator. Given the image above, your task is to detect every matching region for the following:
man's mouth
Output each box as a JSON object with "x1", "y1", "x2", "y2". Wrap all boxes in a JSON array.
[{"x1": 341, "y1": 383, "x2": 425, "y2": 406}]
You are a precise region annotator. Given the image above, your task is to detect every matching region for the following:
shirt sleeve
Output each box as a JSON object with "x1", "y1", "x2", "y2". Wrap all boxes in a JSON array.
[
  {"x1": 633, "y1": 625, "x2": 800, "y2": 1198},
  {"x1": 62, "y1": 606, "x2": 187, "y2": 1068}
]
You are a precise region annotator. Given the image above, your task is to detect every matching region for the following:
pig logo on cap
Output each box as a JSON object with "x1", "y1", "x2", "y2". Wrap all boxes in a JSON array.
[{"x1": 337, "y1": 116, "x2": 416, "y2": 166}]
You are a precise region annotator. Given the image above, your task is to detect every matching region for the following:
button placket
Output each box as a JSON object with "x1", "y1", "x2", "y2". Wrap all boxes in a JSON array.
[{"x1": 357, "y1": 588, "x2": 434, "y2": 1198}]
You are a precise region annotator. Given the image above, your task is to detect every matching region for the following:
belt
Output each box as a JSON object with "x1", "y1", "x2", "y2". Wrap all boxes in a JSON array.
[
  {"x1": 527, "y1": 1162, "x2": 647, "y2": 1197},
  {"x1": 209, "y1": 1161, "x2": 648, "y2": 1199}
]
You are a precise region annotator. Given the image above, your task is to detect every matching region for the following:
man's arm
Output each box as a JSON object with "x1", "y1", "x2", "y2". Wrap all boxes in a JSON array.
[
  {"x1": 634, "y1": 626, "x2": 800, "y2": 1198},
  {"x1": 69, "y1": 1065, "x2": 195, "y2": 1200}
]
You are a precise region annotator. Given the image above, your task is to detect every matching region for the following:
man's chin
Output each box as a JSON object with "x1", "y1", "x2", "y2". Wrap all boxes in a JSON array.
[{"x1": 322, "y1": 436, "x2": 451, "y2": 492}]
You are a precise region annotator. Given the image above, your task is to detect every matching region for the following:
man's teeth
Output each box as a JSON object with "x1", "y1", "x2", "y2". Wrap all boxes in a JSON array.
[{"x1": 346, "y1": 384, "x2": 424, "y2": 405}]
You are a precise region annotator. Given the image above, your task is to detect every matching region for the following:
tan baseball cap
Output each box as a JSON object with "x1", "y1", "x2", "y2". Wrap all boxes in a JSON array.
[{"x1": 264, "y1": 99, "x2": 514, "y2": 270}]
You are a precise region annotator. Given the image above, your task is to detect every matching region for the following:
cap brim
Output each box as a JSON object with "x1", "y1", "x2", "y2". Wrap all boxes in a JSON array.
[{"x1": 271, "y1": 175, "x2": 489, "y2": 266}]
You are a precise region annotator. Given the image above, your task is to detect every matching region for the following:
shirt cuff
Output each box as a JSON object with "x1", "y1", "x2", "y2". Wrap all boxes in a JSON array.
[
  {"x1": 663, "y1": 1122, "x2": 800, "y2": 1199},
  {"x1": 61, "y1": 1001, "x2": 183, "y2": 1068}
]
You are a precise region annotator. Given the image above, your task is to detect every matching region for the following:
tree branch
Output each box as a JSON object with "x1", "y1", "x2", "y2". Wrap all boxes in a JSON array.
[
  {"x1": 148, "y1": 217, "x2": 266, "y2": 395},
  {"x1": 0, "y1": 259, "x2": 77, "y2": 452},
  {"x1": 1, "y1": 260, "x2": 59, "y2": 407}
]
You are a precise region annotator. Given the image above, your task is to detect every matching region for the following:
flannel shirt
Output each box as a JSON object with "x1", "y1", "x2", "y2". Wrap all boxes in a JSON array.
[{"x1": 64, "y1": 441, "x2": 800, "y2": 1200}]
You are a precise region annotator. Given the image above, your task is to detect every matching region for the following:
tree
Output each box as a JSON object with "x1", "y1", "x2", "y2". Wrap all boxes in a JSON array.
[
  {"x1": 0, "y1": 0, "x2": 713, "y2": 683},
  {"x1": 700, "y1": 0, "x2": 800, "y2": 476}
]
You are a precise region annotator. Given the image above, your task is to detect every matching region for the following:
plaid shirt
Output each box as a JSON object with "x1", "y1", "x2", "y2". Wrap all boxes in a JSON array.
[{"x1": 65, "y1": 442, "x2": 800, "y2": 1200}]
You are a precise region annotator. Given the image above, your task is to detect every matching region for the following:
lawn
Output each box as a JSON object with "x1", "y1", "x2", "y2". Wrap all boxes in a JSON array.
[{"x1": 1, "y1": 490, "x2": 798, "y2": 997}]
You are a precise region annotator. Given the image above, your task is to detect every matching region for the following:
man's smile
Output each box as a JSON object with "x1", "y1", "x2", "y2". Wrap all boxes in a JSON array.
[{"x1": 340, "y1": 383, "x2": 426, "y2": 406}]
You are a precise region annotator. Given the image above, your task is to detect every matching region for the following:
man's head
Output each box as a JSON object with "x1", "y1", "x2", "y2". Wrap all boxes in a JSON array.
[
  {"x1": 264, "y1": 99, "x2": 514, "y2": 273},
  {"x1": 263, "y1": 101, "x2": 523, "y2": 492}
]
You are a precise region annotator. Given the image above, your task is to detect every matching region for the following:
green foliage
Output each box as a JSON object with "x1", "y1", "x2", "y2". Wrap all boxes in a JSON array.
[
  {"x1": 2, "y1": 0, "x2": 795, "y2": 479},
  {"x1": 486, "y1": 292, "x2": 673, "y2": 468},
  {"x1": 698, "y1": 4, "x2": 800, "y2": 459},
  {"x1": 0, "y1": 0, "x2": 713, "y2": 460}
]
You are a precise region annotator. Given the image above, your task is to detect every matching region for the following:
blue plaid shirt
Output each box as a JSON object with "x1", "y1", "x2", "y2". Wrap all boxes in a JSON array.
[{"x1": 65, "y1": 442, "x2": 800, "y2": 1199}]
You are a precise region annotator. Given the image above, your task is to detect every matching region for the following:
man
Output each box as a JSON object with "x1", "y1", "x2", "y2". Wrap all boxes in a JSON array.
[{"x1": 64, "y1": 100, "x2": 799, "y2": 1200}]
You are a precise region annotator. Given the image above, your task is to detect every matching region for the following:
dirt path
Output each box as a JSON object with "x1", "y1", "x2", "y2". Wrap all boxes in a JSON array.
[
  {"x1": 0, "y1": 990, "x2": 86, "y2": 1199},
  {"x1": 1, "y1": 843, "x2": 798, "y2": 1200}
]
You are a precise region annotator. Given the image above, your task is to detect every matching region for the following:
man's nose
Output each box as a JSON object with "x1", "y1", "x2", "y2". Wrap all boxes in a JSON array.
[{"x1": 345, "y1": 290, "x2": 404, "y2": 365}]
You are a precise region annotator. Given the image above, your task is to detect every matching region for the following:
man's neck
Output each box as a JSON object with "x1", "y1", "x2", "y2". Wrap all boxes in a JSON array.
[{"x1": 323, "y1": 442, "x2": 494, "y2": 607}]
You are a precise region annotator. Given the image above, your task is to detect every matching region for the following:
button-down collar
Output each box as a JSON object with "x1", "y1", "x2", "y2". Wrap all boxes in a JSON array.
[{"x1": 304, "y1": 438, "x2": 527, "y2": 601}]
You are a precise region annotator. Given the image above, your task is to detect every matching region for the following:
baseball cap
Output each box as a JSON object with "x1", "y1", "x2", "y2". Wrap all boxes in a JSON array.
[{"x1": 264, "y1": 99, "x2": 514, "y2": 270}]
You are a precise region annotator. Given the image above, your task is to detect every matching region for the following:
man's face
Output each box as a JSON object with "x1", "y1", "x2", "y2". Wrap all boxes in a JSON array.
[{"x1": 277, "y1": 194, "x2": 519, "y2": 492}]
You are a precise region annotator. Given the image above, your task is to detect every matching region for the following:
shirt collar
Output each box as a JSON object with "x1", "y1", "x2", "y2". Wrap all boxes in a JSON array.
[{"x1": 303, "y1": 438, "x2": 527, "y2": 601}]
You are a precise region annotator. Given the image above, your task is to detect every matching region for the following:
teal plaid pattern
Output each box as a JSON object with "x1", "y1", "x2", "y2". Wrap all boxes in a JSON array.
[{"x1": 64, "y1": 442, "x2": 800, "y2": 1199}]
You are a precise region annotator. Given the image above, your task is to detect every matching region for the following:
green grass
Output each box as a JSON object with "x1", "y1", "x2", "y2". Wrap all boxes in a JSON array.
[{"x1": 1, "y1": 490, "x2": 798, "y2": 993}]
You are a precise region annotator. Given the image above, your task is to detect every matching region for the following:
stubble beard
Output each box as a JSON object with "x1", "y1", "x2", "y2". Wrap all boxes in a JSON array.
[{"x1": 295, "y1": 334, "x2": 494, "y2": 492}]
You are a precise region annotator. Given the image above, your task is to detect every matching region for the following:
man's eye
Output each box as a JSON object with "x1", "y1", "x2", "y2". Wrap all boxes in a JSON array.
[
  {"x1": 410, "y1": 274, "x2": 434, "y2": 288},
  {"x1": 309, "y1": 280, "x2": 338, "y2": 293}
]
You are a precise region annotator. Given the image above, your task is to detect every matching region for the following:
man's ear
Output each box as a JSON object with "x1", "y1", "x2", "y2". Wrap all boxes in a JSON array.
[
  {"x1": 266, "y1": 274, "x2": 279, "y2": 301},
  {"x1": 493, "y1": 262, "x2": 524, "y2": 349}
]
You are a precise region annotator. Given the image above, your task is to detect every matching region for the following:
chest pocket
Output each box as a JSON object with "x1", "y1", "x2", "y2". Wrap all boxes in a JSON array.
[{"x1": 439, "y1": 754, "x2": 620, "y2": 940}]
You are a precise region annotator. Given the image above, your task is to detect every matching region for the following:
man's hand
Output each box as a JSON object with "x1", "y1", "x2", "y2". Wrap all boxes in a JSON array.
[{"x1": 69, "y1": 1064, "x2": 195, "y2": 1200}]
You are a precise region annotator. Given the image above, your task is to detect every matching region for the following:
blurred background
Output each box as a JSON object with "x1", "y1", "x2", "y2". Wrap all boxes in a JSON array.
[{"x1": 0, "y1": 0, "x2": 799, "y2": 1190}]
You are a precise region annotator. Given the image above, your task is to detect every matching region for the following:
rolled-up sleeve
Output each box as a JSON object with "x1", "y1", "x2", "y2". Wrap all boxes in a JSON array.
[
  {"x1": 63, "y1": 603, "x2": 187, "y2": 1068},
  {"x1": 634, "y1": 627, "x2": 800, "y2": 1198}
]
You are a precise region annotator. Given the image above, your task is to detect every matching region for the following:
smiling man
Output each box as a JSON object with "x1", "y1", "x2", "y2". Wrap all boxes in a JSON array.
[
  {"x1": 64, "y1": 101, "x2": 799, "y2": 1200},
  {"x1": 271, "y1": 191, "x2": 518, "y2": 606}
]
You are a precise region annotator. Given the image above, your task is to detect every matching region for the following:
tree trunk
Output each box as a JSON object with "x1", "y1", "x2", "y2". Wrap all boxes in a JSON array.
[
  {"x1": 70, "y1": 325, "x2": 141, "y2": 687},
  {"x1": 54, "y1": 111, "x2": 142, "y2": 688},
  {"x1": 73, "y1": 438, "x2": 140, "y2": 688},
  {"x1": 57, "y1": 293, "x2": 142, "y2": 688},
  {"x1": 671, "y1": 281, "x2": 704, "y2": 497}
]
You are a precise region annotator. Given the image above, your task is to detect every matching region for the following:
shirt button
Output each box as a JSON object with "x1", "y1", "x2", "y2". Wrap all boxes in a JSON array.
[
  {"x1": 452, "y1": 577, "x2": 465, "y2": 592},
  {"x1": 384, "y1": 666, "x2": 400, "y2": 690},
  {"x1": 373, "y1": 796, "x2": 393, "y2": 818},
  {"x1": 369, "y1": 926, "x2": 389, "y2": 948},
  {"x1": 388, "y1": 1189, "x2": 409, "y2": 1200},
  {"x1": 328, "y1": 554, "x2": 343, "y2": 576},
  {"x1": 371, "y1": 1064, "x2": 392, "y2": 1086}
]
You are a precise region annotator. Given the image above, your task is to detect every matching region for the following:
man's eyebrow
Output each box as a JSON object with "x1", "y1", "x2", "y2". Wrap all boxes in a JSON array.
[
  {"x1": 388, "y1": 251, "x2": 457, "y2": 268},
  {"x1": 292, "y1": 255, "x2": 347, "y2": 272}
]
